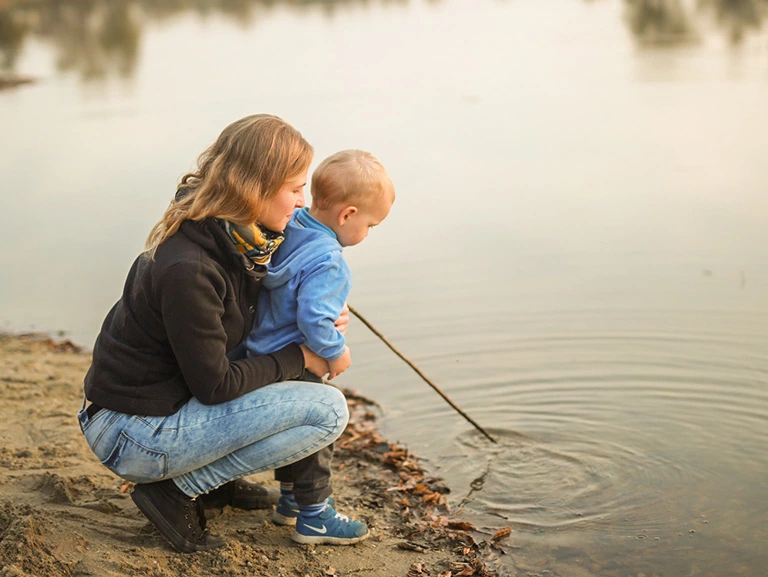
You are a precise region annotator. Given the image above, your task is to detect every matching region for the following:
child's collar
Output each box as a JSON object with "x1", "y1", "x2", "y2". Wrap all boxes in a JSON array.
[{"x1": 294, "y1": 207, "x2": 338, "y2": 241}]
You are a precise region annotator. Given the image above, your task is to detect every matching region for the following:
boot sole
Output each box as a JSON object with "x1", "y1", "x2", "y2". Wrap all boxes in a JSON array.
[
  {"x1": 131, "y1": 486, "x2": 224, "y2": 553},
  {"x1": 292, "y1": 530, "x2": 370, "y2": 545}
]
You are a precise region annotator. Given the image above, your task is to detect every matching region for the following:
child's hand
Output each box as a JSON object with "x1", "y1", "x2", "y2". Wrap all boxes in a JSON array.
[
  {"x1": 334, "y1": 304, "x2": 350, "y2": 336},
  {"x1": 327, "y1": 347, "x2": 352, "y2": 380},
  {"x1": 300, "y1": 344, "x2": 330, "y2": 378}
]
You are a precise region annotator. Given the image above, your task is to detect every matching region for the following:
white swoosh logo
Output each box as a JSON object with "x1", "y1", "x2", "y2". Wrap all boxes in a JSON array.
[{"x1": 304, "y1": 524, "x2": 328, "y2": 534}]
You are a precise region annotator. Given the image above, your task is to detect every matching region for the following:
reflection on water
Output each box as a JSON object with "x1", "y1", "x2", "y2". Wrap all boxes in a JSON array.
[
  {"x1": 0, "y1": 0, "x2": 418, "y2": 79},
  {"x1": 624, "y1": 0, "x2": 768, "y2": 46},
  {"x1": 624, "y1": 0, "x2": 699, "y2": 45},
  {"x1": 700, "y1": 0, "x2": 768, "y2": 43},
  {"x1": 0, "y1": 10, "x2": 23, "y2": 69},
  {"x1": 1, "y1": 0, "x2": 768, "y2": 80}
]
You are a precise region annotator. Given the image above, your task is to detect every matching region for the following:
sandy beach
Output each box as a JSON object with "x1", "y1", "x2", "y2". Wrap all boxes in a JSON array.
[{"x1": 0, "y1": 333, "x2": 506, "y2": 577}]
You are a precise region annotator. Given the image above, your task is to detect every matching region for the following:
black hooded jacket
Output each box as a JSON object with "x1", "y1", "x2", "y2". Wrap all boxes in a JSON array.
[{"x1": 84, "y1": 218, "x2": 305, "y2": 416}]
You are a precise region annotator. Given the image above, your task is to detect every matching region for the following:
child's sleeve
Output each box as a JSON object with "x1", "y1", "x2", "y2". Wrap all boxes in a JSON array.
[{"x1": 295, "y1": 253, "x2": 350, "y2": 361}]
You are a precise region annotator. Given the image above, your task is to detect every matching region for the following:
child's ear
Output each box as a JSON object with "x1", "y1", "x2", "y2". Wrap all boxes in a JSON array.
[{"x1": 337, "y1": 206, "x2": 358, "y2": 226}]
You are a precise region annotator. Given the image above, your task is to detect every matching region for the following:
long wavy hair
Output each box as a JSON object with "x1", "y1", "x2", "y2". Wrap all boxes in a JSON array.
[{"x1": 145, "y1": 114, "x2": 313, "y2": 257}]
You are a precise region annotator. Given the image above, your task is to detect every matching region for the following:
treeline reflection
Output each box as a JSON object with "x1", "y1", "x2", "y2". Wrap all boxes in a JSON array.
[
  {"x1": 0, "y1": 0, "x2": 415, "y2": 80},
  {"x1": 625, "y1": 0, "x2": 768, "y2": 46},
  {"x1": 0, "y1": 0, "x2": 767, "y2": 81}
]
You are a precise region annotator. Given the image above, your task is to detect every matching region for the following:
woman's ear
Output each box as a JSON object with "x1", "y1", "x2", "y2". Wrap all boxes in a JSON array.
[{"x1": 337, "y1": 206, "x2": 358, "y2": 226}]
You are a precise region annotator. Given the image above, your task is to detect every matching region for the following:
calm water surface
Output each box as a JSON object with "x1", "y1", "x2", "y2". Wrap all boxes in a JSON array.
[{"x1": 2, "y1": 1, "x2": 767, "y2": 575}]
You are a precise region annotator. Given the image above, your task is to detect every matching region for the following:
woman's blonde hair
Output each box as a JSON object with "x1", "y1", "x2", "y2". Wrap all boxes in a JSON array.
[
  {"x1": 146, "y1": 114, "x2": 313, "y2": 257},
  {"x1": 311, "y1": 149, "x2": 394, "y2": 210}
]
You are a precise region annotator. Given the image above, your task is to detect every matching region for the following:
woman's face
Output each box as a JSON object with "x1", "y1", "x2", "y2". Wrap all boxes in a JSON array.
[{"x1": 259, "y1": 170, "x2": 309, "y2": 232}]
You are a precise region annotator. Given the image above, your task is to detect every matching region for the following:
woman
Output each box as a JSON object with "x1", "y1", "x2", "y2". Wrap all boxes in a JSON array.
[{"x1": 78, "y1": 114, "x2": 368, "y2": 552}]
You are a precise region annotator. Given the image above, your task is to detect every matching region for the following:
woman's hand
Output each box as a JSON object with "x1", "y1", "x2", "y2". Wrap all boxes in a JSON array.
[
  {"x1": 327, "y1": 347, "x2": 351, "y2": 380},
  {"x1": 300, "y1": 344, "x2": 330, "y2": 378},
  {"x1": 334, "y1": 304, "x2": 350, "y2": 335}
]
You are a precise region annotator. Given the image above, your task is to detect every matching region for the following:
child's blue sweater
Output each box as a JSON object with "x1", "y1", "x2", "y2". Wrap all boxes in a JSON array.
[{"x1": 246, "y1": 208, "x2": 349, "y2": 361}]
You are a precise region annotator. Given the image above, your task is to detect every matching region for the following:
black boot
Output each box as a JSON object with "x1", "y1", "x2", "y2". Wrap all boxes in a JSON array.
[
  {"x1": 200, "y1": 479, "x2": 280, "y2": 510},
  {"x1": 131, "y1": 479, "x2": 226, "y2": 553}
]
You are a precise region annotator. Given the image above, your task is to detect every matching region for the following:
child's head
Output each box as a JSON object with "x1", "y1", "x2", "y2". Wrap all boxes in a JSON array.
[
  {"x1": 310, "y1": 150, "x2": 395, "y2": 247},
  {"x1": 146, "y1": 114, "x2": 313, "y2": 255}
]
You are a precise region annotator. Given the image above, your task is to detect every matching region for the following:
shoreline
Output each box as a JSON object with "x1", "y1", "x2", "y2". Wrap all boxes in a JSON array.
[
  {"x1": 0, "y1": 333, "x2": 506, "y2": 576},
  {"x1": 0, "y1": 74, "x2": 36, "y2": 91}
]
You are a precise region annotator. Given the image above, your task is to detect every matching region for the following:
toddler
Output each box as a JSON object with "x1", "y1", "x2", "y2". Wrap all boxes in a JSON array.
[{"x1": 247, "y1": 149, "x2": 395, "y2": 544}]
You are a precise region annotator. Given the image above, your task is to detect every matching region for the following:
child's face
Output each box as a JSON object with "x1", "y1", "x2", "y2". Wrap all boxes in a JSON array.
[
  {"x1": 336, "y1": 193, "x2": 394, "y2": 248},
  {"x1": 259, "y1": 170, "x2": 309, "y2": 232}
]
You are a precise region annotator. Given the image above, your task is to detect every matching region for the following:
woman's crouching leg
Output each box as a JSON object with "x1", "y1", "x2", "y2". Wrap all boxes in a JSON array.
[{"x1": 171, "y1": 383, "x2": 349, "y2": 498}]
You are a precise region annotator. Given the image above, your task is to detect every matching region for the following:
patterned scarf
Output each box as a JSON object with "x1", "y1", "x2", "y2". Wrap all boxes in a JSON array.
[{"x1": 220, "y1": 220, "x2": 285, "y2": 265}]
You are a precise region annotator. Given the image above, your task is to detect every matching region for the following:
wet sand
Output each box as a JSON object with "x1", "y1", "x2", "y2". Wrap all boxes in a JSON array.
[{"x1": 0, "y1": 334, "x2": 505, "y2": 577}]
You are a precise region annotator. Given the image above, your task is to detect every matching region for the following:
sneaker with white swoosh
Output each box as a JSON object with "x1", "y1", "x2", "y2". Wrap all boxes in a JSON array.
[{"x1": 292, "y1": 504, "x2": 369, "y2": 545}]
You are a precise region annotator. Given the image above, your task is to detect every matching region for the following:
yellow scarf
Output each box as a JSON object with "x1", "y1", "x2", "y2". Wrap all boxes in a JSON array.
[{"x1": 221, "y1": 221, "x2": 285, "y2": 265}]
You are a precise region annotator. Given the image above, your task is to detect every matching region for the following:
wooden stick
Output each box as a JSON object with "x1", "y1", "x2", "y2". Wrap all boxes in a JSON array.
[{"x1": 348, "y1": 305, "x2": 497, "y2": 444}]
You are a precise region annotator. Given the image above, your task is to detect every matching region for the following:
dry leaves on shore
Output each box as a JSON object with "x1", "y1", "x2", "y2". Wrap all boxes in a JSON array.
[
  {"x1": 8, "y1": 333, "x2": 84, "y2": 353},
  {"x1": 338, "y1": 389, "x2": 503, "y2": 577}
]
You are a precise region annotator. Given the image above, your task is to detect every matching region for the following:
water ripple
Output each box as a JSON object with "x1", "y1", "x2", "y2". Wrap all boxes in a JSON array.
[
  {"x1": 449, "y1": 429, "x2": 708, "y2": 534},
  {"x1": 358, "y1": 307, "x2": 768, "y2": 548}
]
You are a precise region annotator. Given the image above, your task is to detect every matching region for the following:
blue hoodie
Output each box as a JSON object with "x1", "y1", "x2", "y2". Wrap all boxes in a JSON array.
[{"x1": 246, "y1": 208, "x2": 350, "y2": 361}]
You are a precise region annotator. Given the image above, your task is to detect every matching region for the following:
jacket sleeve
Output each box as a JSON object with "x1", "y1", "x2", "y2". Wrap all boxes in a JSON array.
[
  {"x1": 156, "y1": 260, "x2": 305, "y2": 405},
  {"x1": 295, "y1": 253, "x2": 350, "y2": 361}
]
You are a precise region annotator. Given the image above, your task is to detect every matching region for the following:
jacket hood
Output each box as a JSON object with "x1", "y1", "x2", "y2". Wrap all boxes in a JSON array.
[{"x1": 262, "y1": 210, "x2": 341, "y2": 289}]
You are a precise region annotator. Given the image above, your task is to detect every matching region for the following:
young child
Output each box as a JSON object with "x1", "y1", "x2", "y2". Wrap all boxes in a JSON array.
[{"x1": 246, "y1": 149, "x2": 395, "y2": 544}]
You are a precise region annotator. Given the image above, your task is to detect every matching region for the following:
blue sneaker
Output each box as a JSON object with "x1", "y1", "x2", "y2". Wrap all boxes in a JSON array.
[
  {"x1": 273, "y1": 495, "x2": 334, "y2": 526},
  {"x1": 272, "y1": 494, "x2": 300, "y2": 526},
  {"x1": 292, "y1": 504, "x2": 369, "y2": 545}
]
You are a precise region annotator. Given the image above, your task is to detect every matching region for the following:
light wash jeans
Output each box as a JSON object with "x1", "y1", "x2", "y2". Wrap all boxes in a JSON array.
[{"x1": 77, "y1": 382, "x2": 348, "y2": 502}]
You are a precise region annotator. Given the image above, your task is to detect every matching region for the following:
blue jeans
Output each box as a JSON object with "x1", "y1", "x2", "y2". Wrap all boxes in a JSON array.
[{"x1": 77, "y1": 382, "x2": 348, "y2": 503}]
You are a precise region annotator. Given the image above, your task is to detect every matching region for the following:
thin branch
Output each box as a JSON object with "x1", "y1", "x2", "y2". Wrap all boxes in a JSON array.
[{"x1": 348, "y1": 305, "x2": 497, "y2": 444}]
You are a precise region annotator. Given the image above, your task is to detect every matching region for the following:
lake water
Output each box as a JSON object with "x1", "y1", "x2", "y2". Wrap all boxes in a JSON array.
[{"x1": 2, "y1": 0, "x2": 767, "y2": 575}]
